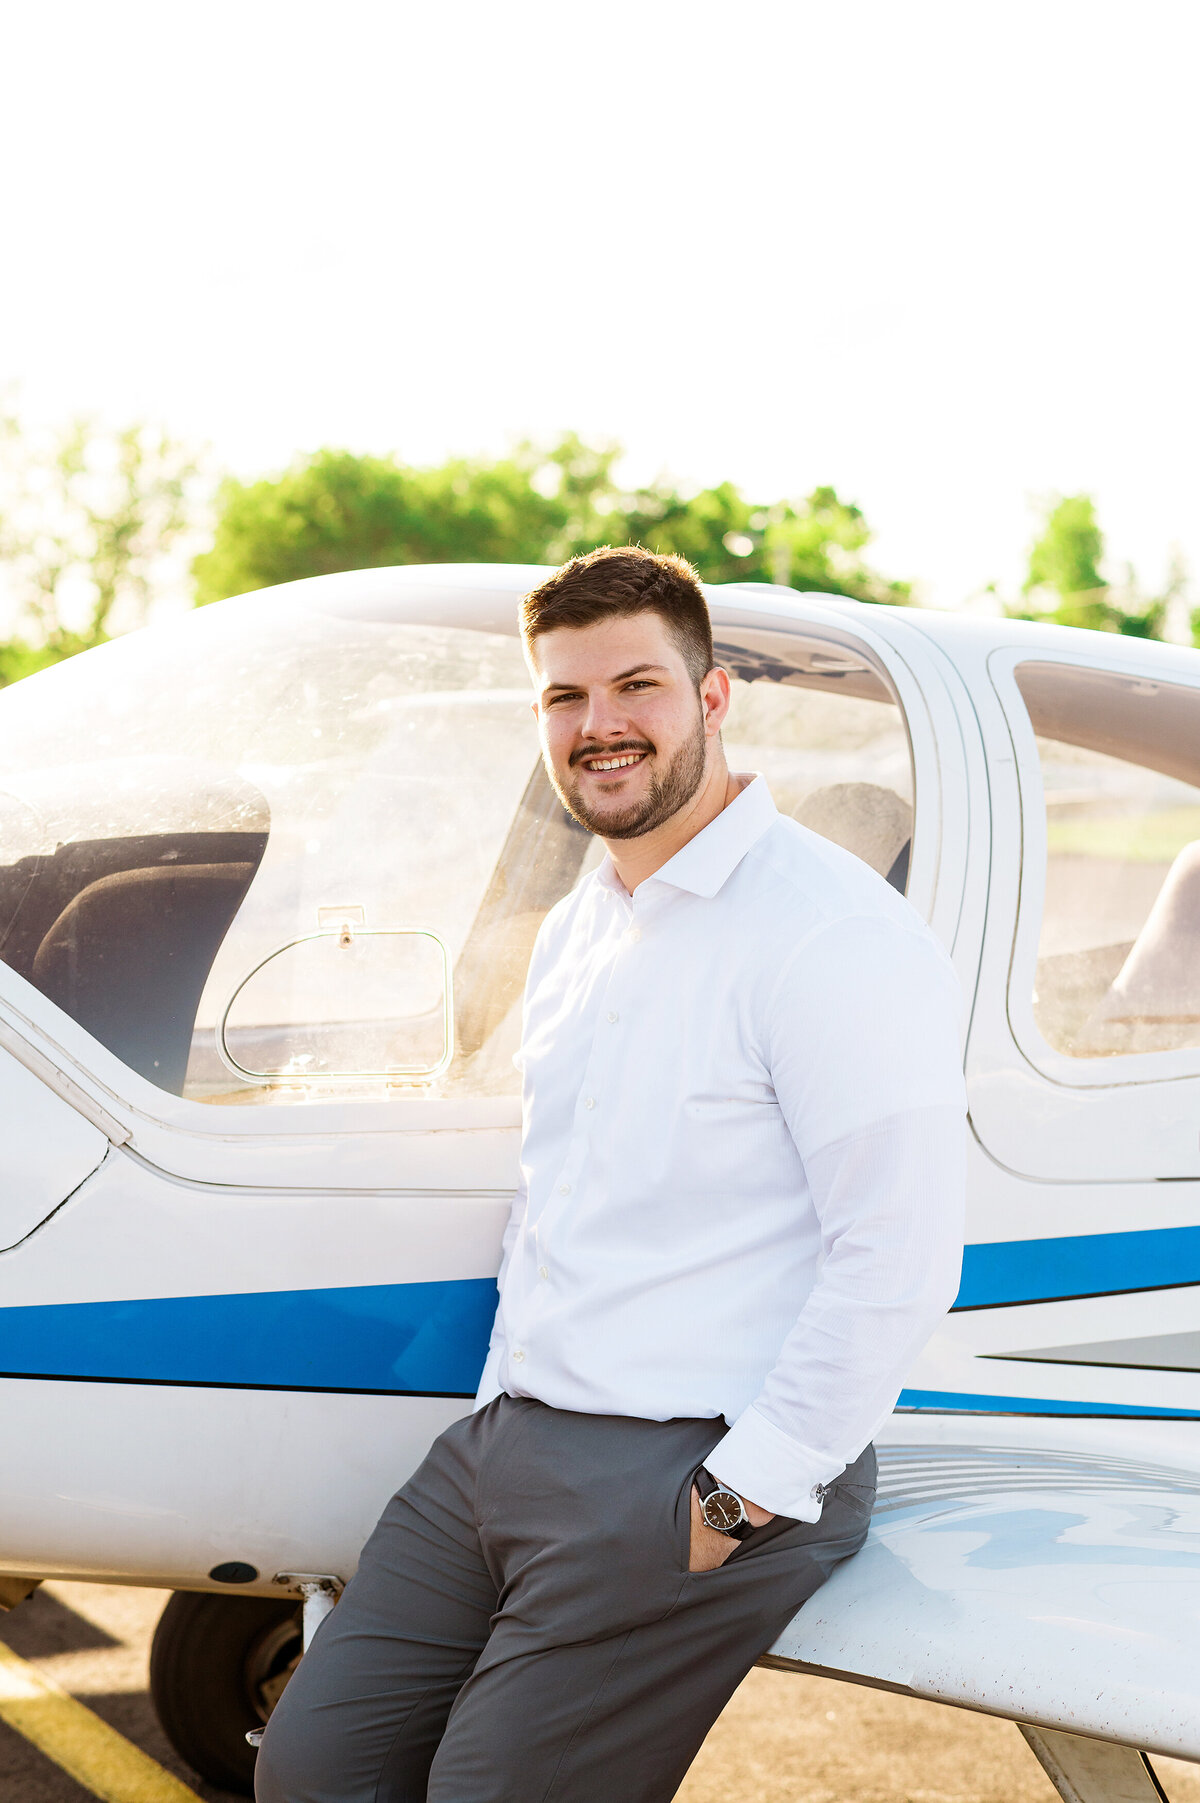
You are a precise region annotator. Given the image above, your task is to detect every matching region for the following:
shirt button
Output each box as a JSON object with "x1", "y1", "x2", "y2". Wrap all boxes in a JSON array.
[
  {"x1": 584, "y1": 1096, "x2": 595, "y2": 1110},
  {"x1": 512, "y1": 1348, "x2": 525, "y2": 1363},
  {"x1": 558, "y1": 1183, "x2": 571, "y2": 1195},
  {"x1": 627, "y1": 926, "x2": 641, "y2": 942},
  {"x1": 606, "y1": 1010, "x2": 619, "y2": 1024},
  {"x1": 538, "y1": 1265, "x2": 549, "y2": 1280}
]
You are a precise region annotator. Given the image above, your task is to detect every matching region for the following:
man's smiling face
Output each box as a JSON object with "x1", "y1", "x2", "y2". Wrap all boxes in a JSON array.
[{"x1": 529, "y1": 610, "x2": 726, "y2": 840}]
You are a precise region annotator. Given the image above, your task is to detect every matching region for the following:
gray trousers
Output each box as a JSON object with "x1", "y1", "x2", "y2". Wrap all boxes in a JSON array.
[{"x1": 256, "y1": 1395, "x2": 875, "y2": 1803}]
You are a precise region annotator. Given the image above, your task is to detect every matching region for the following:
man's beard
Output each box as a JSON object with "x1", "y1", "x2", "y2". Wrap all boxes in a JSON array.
[{"x1": 551, "y1": 711, "x2": 708, "y2": 840}]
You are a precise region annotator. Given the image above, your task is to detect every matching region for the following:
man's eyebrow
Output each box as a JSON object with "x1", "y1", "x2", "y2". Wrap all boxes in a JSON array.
[{"x1": 542, "y1": 663, "x2": 669, "y2": 693}]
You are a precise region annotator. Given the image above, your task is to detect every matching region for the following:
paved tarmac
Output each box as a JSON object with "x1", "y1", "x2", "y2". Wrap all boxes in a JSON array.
[
  {"x1": 0, "y1": 1582, "x2": 236, "y2": 1802},
  {"x1": 3, "y1": 1580, "x2": 1199, "y2": 1803}
]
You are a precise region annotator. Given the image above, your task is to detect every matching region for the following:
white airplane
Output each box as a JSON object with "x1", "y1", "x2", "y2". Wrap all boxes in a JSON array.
[{"x1": 0, "y1": 563, "x2": 1197, "y2": 1800}]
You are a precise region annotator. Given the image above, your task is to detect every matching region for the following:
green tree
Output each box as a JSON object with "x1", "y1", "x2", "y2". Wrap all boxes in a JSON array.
[
  {"x1": 196, "y1": 436, "x2": 910, "y2": 610},
  {"x1": 620, "y1": 478, "x2": 909, "y2": 600},
  {"x1": 761, "y1": 487, "x2": 911, "y2": 603},
  {"x1": 614, "y1": 478, "x2": 763, "y2": 585},
  {"x1": 1012, "y1": 493, "x2": 1165, "y2": 638},
  {"x1": 537, "y1": 433, "x2": 625, "y2": 563},
  {"x1": 1024, "y1": 493, "x2": 1104, "y2": 603},
  {"x1": 194, "y1": 435, "x2": 622, "y2": 605},
  {"x1": 0, "y1": 412, "x2": 200, "y2": 676}
]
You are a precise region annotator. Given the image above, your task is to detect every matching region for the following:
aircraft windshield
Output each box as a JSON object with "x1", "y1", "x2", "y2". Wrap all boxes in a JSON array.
[
  {"x1": 0, "y1": 595, "x2": 915, "y2": 1111},
  {"x1": 0, "y1": 599, "x2": 574, "y2": 1103}
]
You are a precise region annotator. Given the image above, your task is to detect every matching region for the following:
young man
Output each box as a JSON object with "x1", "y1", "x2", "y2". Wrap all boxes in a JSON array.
[{"x1": 258, "y1": 547, "x2": 966, "y2": 1803}]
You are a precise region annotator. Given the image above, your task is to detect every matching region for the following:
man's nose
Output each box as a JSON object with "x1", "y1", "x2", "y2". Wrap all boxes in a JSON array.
[{"x1": 580, "y1": 691, "x2": 629, "y2": 741}]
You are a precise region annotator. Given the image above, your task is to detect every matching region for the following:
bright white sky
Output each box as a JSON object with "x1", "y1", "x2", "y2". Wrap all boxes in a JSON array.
[{"x1": 3, "y1": 0, "x2": 1198, "y2": 612}]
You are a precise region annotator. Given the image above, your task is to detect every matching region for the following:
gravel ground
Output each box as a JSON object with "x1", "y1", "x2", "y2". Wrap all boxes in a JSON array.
[{"x1": 2, "y1": 1580, "x2": 1198, "y2": 1803}]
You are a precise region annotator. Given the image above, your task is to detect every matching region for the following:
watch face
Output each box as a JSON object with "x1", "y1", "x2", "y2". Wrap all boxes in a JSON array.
[{"x1": 702, "y1": 1488, "x2": 745, "y2": 1532}]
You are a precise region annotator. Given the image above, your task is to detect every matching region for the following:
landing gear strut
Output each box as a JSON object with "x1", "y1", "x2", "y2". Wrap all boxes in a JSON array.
[{"x1": 1021, "y1": 1724, "x2": 1170, "y2": 1803}]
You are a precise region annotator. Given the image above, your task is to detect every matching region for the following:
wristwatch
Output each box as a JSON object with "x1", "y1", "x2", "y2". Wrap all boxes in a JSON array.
[{"x1": 694, "y1": 1466, "x2": 756, "y2": 1540}]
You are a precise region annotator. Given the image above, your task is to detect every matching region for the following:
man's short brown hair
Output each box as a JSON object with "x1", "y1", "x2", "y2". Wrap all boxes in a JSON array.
[{"x1": 520, "y1": 546, "x2": 715, "y2": 686}]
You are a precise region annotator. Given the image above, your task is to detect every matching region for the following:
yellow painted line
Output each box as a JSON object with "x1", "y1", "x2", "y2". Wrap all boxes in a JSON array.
[{"x1": 0, "y1": 1638, "x2": 203, "y2": 1802}]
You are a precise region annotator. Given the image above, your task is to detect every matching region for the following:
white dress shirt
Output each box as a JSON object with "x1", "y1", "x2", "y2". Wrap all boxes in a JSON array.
[{"x1": 475, "y1": 775, "x2": 966, "y2": 1521}]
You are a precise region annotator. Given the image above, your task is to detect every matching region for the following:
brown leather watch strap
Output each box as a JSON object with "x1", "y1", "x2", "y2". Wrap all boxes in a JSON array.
[{"x1": 694, "y1": 1465, "x2": 756, "y2": 1540}]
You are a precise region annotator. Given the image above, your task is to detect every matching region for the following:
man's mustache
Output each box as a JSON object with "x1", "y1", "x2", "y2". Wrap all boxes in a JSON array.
[{"x1": 568, "y1": 739, "x2": 655, "y2": 770}]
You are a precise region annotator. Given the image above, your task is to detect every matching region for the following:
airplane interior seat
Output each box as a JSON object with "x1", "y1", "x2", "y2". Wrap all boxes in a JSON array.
[
  {"x1": 452, "y1": 763, "x2": 590, "y2": 1060},
  {"x1": 31, "y1": 861, "x2": 259, "y2": 1094},
  {"x1": 790, "y1": 782, "x2": 913, "y2": 892},
  {"x1": 1076, "y1": 839, "x2": 1200, "y2": 1052}
]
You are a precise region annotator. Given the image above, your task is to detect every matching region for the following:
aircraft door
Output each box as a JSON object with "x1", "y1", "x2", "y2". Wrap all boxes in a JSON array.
[
  {"x1": 970, "y1": 647, "x2": 1200, "y2": 1182},
  {"x1": 892, "y1": 637, "x2": 1200, "y2": 1424}
]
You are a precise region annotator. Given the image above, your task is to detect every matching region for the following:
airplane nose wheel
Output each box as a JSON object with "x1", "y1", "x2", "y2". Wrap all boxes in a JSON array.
[{"x1": 149, "y1": 1590, "x2": 303, "y2": 1795}]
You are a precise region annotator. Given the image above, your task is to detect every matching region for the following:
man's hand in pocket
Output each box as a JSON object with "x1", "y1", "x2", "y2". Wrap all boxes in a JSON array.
[{"x1": 688, "y1": 1486, "x2": 775, "y2": 1572}]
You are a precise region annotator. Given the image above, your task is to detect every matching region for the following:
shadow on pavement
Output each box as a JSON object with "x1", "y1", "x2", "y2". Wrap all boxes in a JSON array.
[
  {"x1": 0, "y1": 1588, "x2": 247, "y2": 1803},
  {"x1": 0, "y1": 1588, "x2": 120, "y2": 1657}
]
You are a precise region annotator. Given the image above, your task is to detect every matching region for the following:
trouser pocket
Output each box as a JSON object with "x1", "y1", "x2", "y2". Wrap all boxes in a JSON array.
[
  {"x1": 722, "y1": 1442, "x2": 877, "y2": 1567},
  {"x1": 833, "y1": 1442, "x2": 878, "y2": 1515},
  {"x1": 674, "y1": 1438, "x2": 732, "y2": 1574},
  {"x1": 720, "y1": 1507, "x2": 801, "y2": 1565},
  {"x1": 683, "y1": 1458, "x2": 799, "y2": 1571}
]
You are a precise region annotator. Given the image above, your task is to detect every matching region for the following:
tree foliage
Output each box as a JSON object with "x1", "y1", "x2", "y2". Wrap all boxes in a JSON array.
[
  {"x1": 1011, "y1": 493, "x2": 1169, "y2": 638},
  {"x1": 193, "y1": 435, "x2": 908, "y2": 609},
  {"x1": 612, "y1": 478, "x2": 910, "y2": 603},
  {"x1": 0, "y1": 412, "x2": 200, "y2": 671},
  {"x1": 6, "y1": 418, "x2": 1194, "y2": 689},
  {"x1": 1024, "y1": 494, "x2": 1104, "y2": 603},
  {"x1": 192, "y1": 436, "x2": 620, "y2": 605}
]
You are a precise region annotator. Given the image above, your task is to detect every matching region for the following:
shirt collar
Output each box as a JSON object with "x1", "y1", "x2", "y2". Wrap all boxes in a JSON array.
[{"x1": 595, "y1": 775, "x2": 778, "y2": 902}]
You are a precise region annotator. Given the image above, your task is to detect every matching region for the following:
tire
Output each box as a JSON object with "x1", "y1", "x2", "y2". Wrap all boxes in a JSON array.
[{"x1": 149, "y1": 1590, "x2": 303, "y2": 1795}]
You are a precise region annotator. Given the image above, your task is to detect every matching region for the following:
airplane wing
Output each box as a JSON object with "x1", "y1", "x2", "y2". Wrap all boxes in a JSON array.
[{"x1": 766, "y1": 1443, "x2": 1200, "y2": 1764}]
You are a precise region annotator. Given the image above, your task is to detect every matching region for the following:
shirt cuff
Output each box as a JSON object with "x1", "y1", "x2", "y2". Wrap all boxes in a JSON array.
[{"x1": 704, "y1": 1404, "x2": 843, "y2": 1521}]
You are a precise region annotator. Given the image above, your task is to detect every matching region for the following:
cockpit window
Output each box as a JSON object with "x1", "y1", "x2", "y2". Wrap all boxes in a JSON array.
[
  {"x1": 0, "y1": 598, "x2": 913, "y2": 1110},
  {"x1": 719, "y1": 635, "x2": 914, "y2": 892},
  {"x1": 0, "y1": 602, "x2": 586, "y2": 1104},
  {"x1": 1014, "y1": 661, "x2": 1200, "y2": 1059}
]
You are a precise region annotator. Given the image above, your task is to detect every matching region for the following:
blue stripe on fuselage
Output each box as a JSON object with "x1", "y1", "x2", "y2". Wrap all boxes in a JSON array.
[
  {"x1": 955, "y1": 1222, "x2": 1200, "y2": 1309},
  {"x1": 0, "y1": 1280, "x2": 498, "y2": 1394},
  {"x1": 2, "y1": 1214, "x2": 1199, "y2": 1401},
  {"x1": 898, "y1": 1387, "x2": 1200, "y2": 1418}
]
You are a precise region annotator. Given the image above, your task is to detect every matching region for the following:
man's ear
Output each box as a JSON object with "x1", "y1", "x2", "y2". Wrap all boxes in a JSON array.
[{"x1": 700, "y1": 665, "x2": 732, "y2": 737}]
